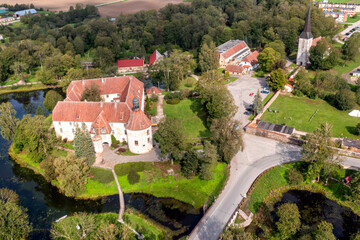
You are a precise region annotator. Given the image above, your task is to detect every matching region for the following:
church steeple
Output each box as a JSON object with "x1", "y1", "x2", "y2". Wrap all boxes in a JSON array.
[{"x1": 299, "y1": 4, "x2": 313, "y2": 39}]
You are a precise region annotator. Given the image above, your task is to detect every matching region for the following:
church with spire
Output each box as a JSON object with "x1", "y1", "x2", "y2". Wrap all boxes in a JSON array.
[{"x1": 296, "y1": 5, "x2": 314, "y2": 66}]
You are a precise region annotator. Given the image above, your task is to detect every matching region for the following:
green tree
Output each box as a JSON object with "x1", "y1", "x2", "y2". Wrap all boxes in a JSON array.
[
  {"x1": 314, "y1": 221, "x2": 336, "y2": 240},
  {"x1": 35, "y1": 106, "x2": 47, "y2": 116},
  {"x1": 43, "y1": 90, "x2": 63, "y2": 111},
  {"x1": 301, "y1": 122, "x2": 340, "y2": 182},
  {"x1": 276, "y1": 203, "x2": 301, "y2": 239},
  {"x1": 268, "y1": 68, "x2": 287, "y2": 91},
  {"x1": 351, "y1": 171, "x2": 360, "y2": 202},
  {"x1": 335, "y1": 89, "x2": 356, "y2": 111},
  {"x1": 199, "y1": 41, "x2": 219, "y2": 72},
  {"x1": 153, "y1": 118, "x2": 187, "y2": 161},
  {"x1": 343, "y1": 33, "x2": 360, "y2": 61},
  {"x1": 258, "y1": 47, "x2": 281, "y2": 72},
  {"x1": 199, "y1": 141, "x2": 218, "y2": 180},
  {"x1": 73, "y1": 36, "x2": 85, "y2": 55},
  {"x1": 36, "y1": 69, "x2": 57, "y2": 85},
  {"x1": 211, "y1": 117, "x2": 243, "y2": 163},
  {"x1": 266, "y1": 40, "x2": 286, "y2": 59},
  {"x1": 74, "y1": 124, "x2": 96, "y2": 166},
  {"x1": 54, "y1": 153, "x2": 90, "y2": 197},
  {"x1": 288, "y1": 168, "x2": 304, "y2": 185},
  {"x1": 0, "y1": 188, "x2": 19, "y2": 204},
  {"x1": 81, "y1": 82, "x2": 102, "y2": 102},
  {"x1": 13, "y1": 115, "x2": 55, "y2": 163},
  {"x1": 0, "y1": 102, "x2": 19, "y2": 141},
  {"x1": 252, "y1": 90, "x2": 263, "y2": 115},
  {"x1": 51, "y1": 212, "x2": 96, "y2": 240},
  {"x1": 93, "y1": 46, "x2": 114, "y2": 70},
  {"x1": 220, "y1": 225, "x2": 255, "y2": 240},
  {"x1": 0, "y1": 199, "x2": 31, "y2": 240},
  {"x1": 10, "y1": 61, "x2": 29, "y2": 80},
  {"x1": 94, "y1": 221, "x2": 123, "y2": 240},
  {"x1": 181, "y1": 150, "x2": 199, "y2": 178}
]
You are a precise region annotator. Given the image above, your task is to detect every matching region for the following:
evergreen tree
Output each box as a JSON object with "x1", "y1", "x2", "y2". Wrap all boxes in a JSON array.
[
  {"x1": 74, "y1": 124, "x2": 96, "y2": 165},
  {"x1": 252, "y1": 90, "x2": 263, "y2": 115},
  {"x1": 181, "y1": 150, "x2": 199, "y2": 178},
  {"x1": 81, "y1": 82, "x2": 102, "y2": 102}
]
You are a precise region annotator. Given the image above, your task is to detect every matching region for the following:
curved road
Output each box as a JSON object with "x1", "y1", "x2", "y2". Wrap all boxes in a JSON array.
[{"x1": 188, "y1": 77, "x2": 360, "y2": 240}]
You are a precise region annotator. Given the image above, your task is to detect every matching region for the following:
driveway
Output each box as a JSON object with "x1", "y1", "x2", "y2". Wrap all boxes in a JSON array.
[
  {"x1": 227, "y1": 75, "x2": 268, "y2": 124},
  {"x1": 188, "y1": 78, "x2": 360, "y2": 240}
]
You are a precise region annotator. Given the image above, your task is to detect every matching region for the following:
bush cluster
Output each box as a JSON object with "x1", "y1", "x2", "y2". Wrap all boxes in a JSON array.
[
  {"x1": 114, "y1": 162, "x2": 153, "y2": 176},
  {"x1": 111, "y1": 135, "x2": 120, "y2": 148},
  {"x1": 127, "y1": 169, "x2": 140, "y2": 184}
]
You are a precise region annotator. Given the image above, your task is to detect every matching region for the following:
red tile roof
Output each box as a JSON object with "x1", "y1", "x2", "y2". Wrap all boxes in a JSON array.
[
  {"x1": 90, "y1": 110, "x2": 112, "y2": 135},
  {"x1": 221, "y1": 41, "x2": 248, "y2": 60},
  {"x1": 146, "y1": 86, "x2": 162, "y2": 95},
  {"x1": 312, "y1": 37, "x2": 323, "y2": 47},
  {"x1": 225, "y1": 65, "x2": 244, "y2": 73},
  {"x1": 243, "y1": 51, "x2": 259, "y2": 66},
  {"x1": 117, "y1": 59, "x2": 144, "y2": 68},
  {"x1": 53, "y1": 102, "x2": 131, "y2": 123},
  {"x1": 149, "y1": 50, "x2": 158, "y2": 65},
  {"x1": 126, "y1": 110, "x2": 152, "y2": 131}
]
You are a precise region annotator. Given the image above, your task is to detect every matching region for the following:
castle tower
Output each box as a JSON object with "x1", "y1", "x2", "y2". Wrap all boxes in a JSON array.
[{"x1": 296, "y1": 5, "x2": 313, "y2": 66}]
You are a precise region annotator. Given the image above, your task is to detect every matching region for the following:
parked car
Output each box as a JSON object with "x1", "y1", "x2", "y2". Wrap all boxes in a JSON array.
[
  {"x1": 246, "y1": 107, "x2": 252, "y2": 112},
  {"x1": 346, "y1": 32, "x2": 351, "y2": 35},
  {"x1": 244, "y1": 111, "x2": 251, "y2": 115},
  {"x1": 261, "y1": 90, "x2": 270, "y2": 94},
  {"x1": 249, "y1": 92, "x2": 254, "y2": 96}
]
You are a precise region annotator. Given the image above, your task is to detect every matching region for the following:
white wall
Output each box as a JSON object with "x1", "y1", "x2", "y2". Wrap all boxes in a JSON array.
[
  {"x1": 101, "y1": 93, "x2": 120, "y2": 102},
  {"x1": 296, "y1": 38, "x2": 313, "y2": 66},
  {"x1": 54, "y1": 121, "x2": 92, "y2": 141},
  {"x1": 127, "y1": 126, "x2": 153, "y2": 154}
]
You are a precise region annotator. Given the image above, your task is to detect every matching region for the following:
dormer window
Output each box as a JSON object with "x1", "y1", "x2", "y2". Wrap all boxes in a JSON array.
[
  {"x1": 92, "y1": 127, "x2": 96, "y2": 133},
  {"x1": 101, "y1": 127, "x2": 106, "y2": 133},
  {"x1": 77, "y1": 115, "x2": 80, "y2": 119}
]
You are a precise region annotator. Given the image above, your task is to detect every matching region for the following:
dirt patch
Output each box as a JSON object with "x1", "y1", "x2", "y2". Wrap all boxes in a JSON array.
[
  {"x1": 98, "y1": 0, "x2": 187, "y2": 16},
  {"x1": 1, "y1": 0, "x2": 188, "y2": 16}
]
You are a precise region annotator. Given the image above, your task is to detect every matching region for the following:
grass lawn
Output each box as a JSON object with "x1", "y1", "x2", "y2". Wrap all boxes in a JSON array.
[
  {"x1": 179, "y1": 77, "x2": 196, "y2": 90},
  {"x1": 61, "y1": 143, "x2": 74, "y2": 150},
  {"x1": 262, "y1": 95, "x2": 360, "y2": 138},
  {"x1": 118, "y1": 162, "x2": 228, "y2": 208},
  {"x1": 82, "y1": 162, "x2": 228, "y2": 208},
  {"x1": 218, "y1": 68, "x2": 225, "y2": 74},
  {"x1": 163, "y1": 98, "x2": 211, "y2": 139},
  {"x1": 223, "y1": 76, "x2": 238, "y2": 84},
  {"x1": 333, "y1": 58, "x2": 360, "y2": 75},
  {"x1": 346, "y1": 14, "x2": 360, "y2": 23},
  {"x1": 262, "y1": 92, "x2": 274, "y2": 105}
]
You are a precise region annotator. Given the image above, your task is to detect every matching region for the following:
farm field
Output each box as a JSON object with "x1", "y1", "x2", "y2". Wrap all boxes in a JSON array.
[
  {"x1": 0, "y1": 0, "x2": 187, "y2": 16},
  {"x1": 262, "y1": 95, "x2": 360, "y2": 139}
]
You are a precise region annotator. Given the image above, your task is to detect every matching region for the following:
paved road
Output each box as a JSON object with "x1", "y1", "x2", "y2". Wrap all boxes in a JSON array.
[
  {"x1": 339, "y1": 19, "x2": 360, "y2": 38},
  {"x1": 188, "y1": 78, "x2": 360, "y2": 240}
]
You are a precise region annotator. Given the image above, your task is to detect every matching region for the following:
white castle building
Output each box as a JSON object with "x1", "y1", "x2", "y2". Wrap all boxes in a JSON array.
[{"x1": 52, "y1": 76, "x2": 153, "y2": 154}]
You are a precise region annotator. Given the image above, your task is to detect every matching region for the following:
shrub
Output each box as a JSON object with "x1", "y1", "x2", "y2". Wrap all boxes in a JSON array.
[
  {"x1": 165, "y1": 91, "x2": 183, "y2": 100},
  {"x1": 288, "y1": 168, "x2": 304, "y2": 185},
  {"x1": 184, "y1": 77, "x2": 196, "y2": 87},
  {"x1": 150, "y1": 94, "x2": 159, "y2": 102},
  {"x1": 127, "y1": 169, "x2": 140, "y2": 184},
  {"x1": 114, "y1": 162, "x2": 153, "y2": 176},
  {"x1": 335, "y1": 89, "x2": 356, "y2": 110},
  {"x1": 355, "y1": 123, "x2": 360, "y2": 135},
  {"x1": 180, "y1": 88, "x2": 191, "y2": 99},
  {"x1": 166, "y1": 98, "x2": 180, "y2": 105},
  {"x1": 111, "y1": 135, "x2": 119, "y2": 148}
]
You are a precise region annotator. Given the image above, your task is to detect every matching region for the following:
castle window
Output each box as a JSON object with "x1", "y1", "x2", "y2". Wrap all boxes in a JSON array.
[
  {"x1": 147, "y1": 130, "x2": 150, "y2": 135},
  {"x1": 135, "y1": 141, "x2": 138, "y2": 146},
  {"x1": 59, "y1": 122, "x2": 61, "y2": 126},
  {"x1": 72, "y1": 129, "x2": 75, "y2": 133},
  {"x1": 69, "y1": 122, "x2": 72, "y2": 126},
  {"x1": 60, "y1": 128, "x2": 63, "y2": 133},
  {"x1": 125, "y1": 130, "x2": 127, "y2": 135},
  {"x1": 148, "y1": 137, "x2": 150, "y2": 143},
  {"x1": 101, "y1": 127, "x2": 106, "y2": 133},
  {"x1": 92, "y1": 127, "x2": 96, "y2": 133},
  {"x1": 112, "y1": 130, "x2": 114, "y2": 135},
  {"x1": 106, "y1": 95, "x2": 109, "y2": 98}
]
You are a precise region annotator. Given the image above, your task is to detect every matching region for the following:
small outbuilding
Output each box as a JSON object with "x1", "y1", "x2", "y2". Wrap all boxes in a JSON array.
[
  {"x1": 352, "y1": 69, "x2": 360, "y2": 77},
  {"x1": 348, "y1": 110, "x2": 360, "y2": 117}
]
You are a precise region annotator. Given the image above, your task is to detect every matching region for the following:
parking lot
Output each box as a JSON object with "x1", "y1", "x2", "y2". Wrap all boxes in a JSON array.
[{"x1": 227, "y1": 75, "x2": 268, "y2": 125}]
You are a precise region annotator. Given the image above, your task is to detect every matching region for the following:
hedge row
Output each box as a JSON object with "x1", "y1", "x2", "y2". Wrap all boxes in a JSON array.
[{"x1": 114, "y1": 162, "x2": 153, "y2": 176}]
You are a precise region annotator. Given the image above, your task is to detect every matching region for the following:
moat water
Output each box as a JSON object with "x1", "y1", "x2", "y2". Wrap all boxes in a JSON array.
[
  {"x1": 0, "y1": 90, "x2": 202, "y2": 239},
  {"x1": 274, "y1": 190, "x2": 360, "y2": 239}
]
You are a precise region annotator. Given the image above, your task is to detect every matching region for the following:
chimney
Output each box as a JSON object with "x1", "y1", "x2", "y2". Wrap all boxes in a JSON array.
[
  {"x1": 102, "y1": 78, "x2": 105, "y2": 83},
  {"x1": 130, "y1": 76, "x2": 132, "y2": 80},
  {"x1": 82, "y1": 79, "x2": 85, "y2": 86},
  {"x1": 115, "y1": 102, "x2": 117, "y2": 110},
  {"x1": 101, "y1": 102, "x2": 103, "y2": 108}
]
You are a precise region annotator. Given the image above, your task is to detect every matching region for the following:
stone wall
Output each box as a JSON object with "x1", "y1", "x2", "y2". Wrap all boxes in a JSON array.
[{"x1": 246, "y1": 126, "x2": 303, "y2": 145}]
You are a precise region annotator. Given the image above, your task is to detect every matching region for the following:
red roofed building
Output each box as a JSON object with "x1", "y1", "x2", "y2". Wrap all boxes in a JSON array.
[
  {"x1": 117, "y1": 59, "x2": 144, "y2": 73},
  {"x1": 52, "y1": 76, "x2": 153, "y2": 154},
  {"x1": 225, "y1": 65, "x2": 245, "y2": 76},
  {"x1": 240, "y1": 51, "x2": 259, "y2": 71},
  {"x1": 146, "y1": 86, "x2": 162, "y2": 96},
  {"x1": 149, "y1": 50, "x2": 164, "y2": 65},
  {"x1": 217, "y1": 40, "x2": 251, "y2": 68}
]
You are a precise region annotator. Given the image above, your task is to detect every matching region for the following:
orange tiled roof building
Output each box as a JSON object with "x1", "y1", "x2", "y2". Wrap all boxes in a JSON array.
[{"x1": 52, "y1": 76, "x2": 153, "y2": 154}]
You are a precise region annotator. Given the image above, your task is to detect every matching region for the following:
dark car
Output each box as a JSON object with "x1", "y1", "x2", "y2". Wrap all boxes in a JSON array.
[
  {"x1": 346, "y1": 32, "x2": 351, "y2": 35},
  {"x1": 244, "y1": 111, "x2": 251, "y2": 115}
]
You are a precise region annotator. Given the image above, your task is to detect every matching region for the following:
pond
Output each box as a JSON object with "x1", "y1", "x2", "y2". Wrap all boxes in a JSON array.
[
  {"x1": 274, "y1": 190, "x2": 360, "y2": 239},
  {"x1": 0, "y1": 89, "x2": 202, "y2": 239}
]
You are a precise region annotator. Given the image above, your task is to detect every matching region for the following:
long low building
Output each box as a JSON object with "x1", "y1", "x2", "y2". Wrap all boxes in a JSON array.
[
  {"x1": 217, "y1": 40, "x2": 251, "y2": 68},
  {"x1": 52, "y1": 76, "x2": 153, "y2": 154}
]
